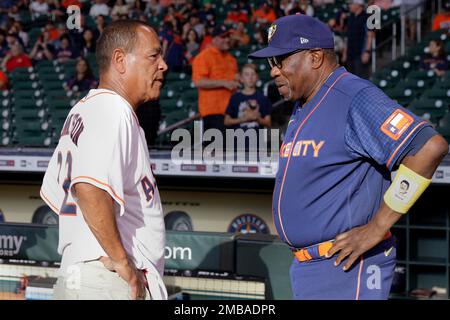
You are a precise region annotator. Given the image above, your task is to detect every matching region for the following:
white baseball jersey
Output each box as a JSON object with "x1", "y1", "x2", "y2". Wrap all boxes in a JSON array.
[{"x1": 40, "y1": 88, "x2": 167, "y2": 299}]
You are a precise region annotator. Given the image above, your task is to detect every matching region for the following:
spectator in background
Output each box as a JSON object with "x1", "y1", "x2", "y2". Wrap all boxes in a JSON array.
[
  {"x1": 253, "y1": 1, "x2": 277, "y2": 26},
  {"x1": 420, "y1": 40, "x2": 447, "y2": 77},
  {"x1": 199, "y1": 0, "x2": 215, "y2": 23},
  {"x1": 89, "y1": 0, "x2": 110, "y2": 18},
  {"x1": 8, "y1": 4, "x2": 20, "y2": 22},
  {"x1": 136, "y1": 100, "x2": 161, "y2": 147},
  {"x1": 61, "y1": 0, "x2": 82, "y2": 9},
  {"x1": 342, "y1": 0, "x2": 375, "y2": 79},
  {"x1": 402, "y1": 0, "x2": 422, "y2": 42},
  {"x1": 160, "y1": 22, "x2": 185, "y2": 72},
  {"x1": 11, "y1": 22, "x2": 28, "y2": 48},
  {"x1": 225, "y1": 3, "x2": 249, "y2": 25},
  {"x1": 43, "y1": 21, "x2": 61, "y2": 43},
  {"x1": 30, "y1": 0, "x2": 50, "y2": 20},
  {"x1": 0, "y1": 208, "x2": 4, "y2": 222},
  {"x1": 81, "y1": 29, "x2": 96, "y2": 57},
  {"x1": 432, "y1": 1, "x2": 450, "y2": 31},
  {"x1": 182, "y1": 14, "x2": 204, "y2": 40},
  {"x1": 299, "y1": 0, "x2": 315, "y2": 16},
  {"x1": 54, "y1": 34, "x2": 78, "y2": 63},
  {"x1": 0, "y1": 1, "x2": 14, "y2": 27},
  {"x1": 69, "y1": 15, "x2": 89, "y2": 55},
  {"x1": 253, "y1": 27, "x2": 268, "y2": 49},
  {"x1": 199, "y1": 20, "x2": 215, "y2": 51},
  {"x1": 0, "y1": 29, "x2": 8, "y2": 57},
  {"x1": 95, "y1": 15, "x2": 107, "y2": 37},
  {"x1": 0, "y1": 69, "x2": 8, "y2": 90},
  {"x1": 184, "y1": 28, "x2": 200, "y2": 64},
  {"x1": 63, "y1": 57, "x2": 98, "y2": 96},
  {"x1": 230, "y1": 21, "x2": 250, "y2": 48},
  {"x1": 192, "y1": 24, "x2": 239, "y2": 132},
  {"x1": 48, "y1": 0, "x2": 68, "y2": 21},
  {"x1": 145, "y1": 0, "x2": 162, "y2": 16},
  {"x1": 1, "y1": 43, "x2": 32, "y2": 72},
  {"x1": 5, "y1": 31, "x2": 21, "y2": 48},
  {"x1": 224, "y1": 63, "x2": 272, "y2": 132},
  {"x1": 29, "y1": 31, "x2": 54, "y2": 62},
  {"x1": 111, "y1": 0, "x2": 130, "y2": 18}
]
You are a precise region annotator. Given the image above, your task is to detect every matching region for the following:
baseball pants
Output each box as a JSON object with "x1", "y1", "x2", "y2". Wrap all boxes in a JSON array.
[
  {"x1": 52, "y1": 260, "x2": 151, "y2": 300},
  {"x1": 290, "y1": 236, "x2": 397, "y2": 300}
]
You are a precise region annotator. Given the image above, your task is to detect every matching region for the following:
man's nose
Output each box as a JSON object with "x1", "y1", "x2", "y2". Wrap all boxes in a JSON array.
[
  {"x1": 270, "y1": 65, "x2": 281, "y2": 78},
  {"x1": 160, "y1": 57, "x2": 168, "y2": 72}
]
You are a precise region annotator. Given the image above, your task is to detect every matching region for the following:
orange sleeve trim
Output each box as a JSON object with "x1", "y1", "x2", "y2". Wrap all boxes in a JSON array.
[
  {"x1": 71, "y1": 176, "x2": 125, "y2": 205},
  {"x1": 40, "y1": 190, "x2": 59, "y2": 214},
  {"x1": 355, "y1": 256, "x2": 364, "y2": 300},
  {"x1": 79, "y1": 91, "x2": 117, "y2": 103},
  {"x1": 386, "y1": 121, "x2": 427, "y2": 169}
]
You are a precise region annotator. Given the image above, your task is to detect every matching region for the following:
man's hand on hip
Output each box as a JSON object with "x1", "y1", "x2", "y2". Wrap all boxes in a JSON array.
[
  {"x1": 325, "y1": 221, "x2": 387, "y2": 271},
  {"x1": 101, "y1": 256, "x2": 147, "y2": 300}
]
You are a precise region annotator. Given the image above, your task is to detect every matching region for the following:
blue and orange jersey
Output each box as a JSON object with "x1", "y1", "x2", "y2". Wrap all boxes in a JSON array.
[{"x1": 273, "y1": 66, "x2": 432, "y2": 249}]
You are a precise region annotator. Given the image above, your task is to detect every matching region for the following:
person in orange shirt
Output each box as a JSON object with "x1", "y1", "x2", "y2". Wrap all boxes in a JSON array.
[
  {"x1": 432, "y1": 2, "x2": 450, "y2": 31},
  {"x1": 0, "y1": 70, "x2": 8, "y2": 91},
  {"x1": 192, "y1": 24, "x2": 239, "y2": 132},
  {"x1": 252, "y1": 2, "x2": 277, "y2": 26}
]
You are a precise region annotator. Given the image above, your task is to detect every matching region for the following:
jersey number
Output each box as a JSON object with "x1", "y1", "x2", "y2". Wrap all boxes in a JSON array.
[
  {"x1": 141, "y1": 176, "x2": 155, "y2": 203},
  {"x1": 57, "y1": 151, "x2": 77, "y2": 215}
]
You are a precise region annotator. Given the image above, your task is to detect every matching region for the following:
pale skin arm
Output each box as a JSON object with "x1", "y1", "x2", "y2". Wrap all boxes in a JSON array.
[
  {"x1": 72, "y1": 182, "x2": 147, "y2": 300},
  {"x1": 327, "y1": 135, "x2": 449, "y2": 271}
]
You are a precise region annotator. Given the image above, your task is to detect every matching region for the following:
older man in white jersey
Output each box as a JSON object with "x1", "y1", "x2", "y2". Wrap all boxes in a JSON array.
[{"x1": 40, "y1": 20, "x2": 168, "y2": 300}]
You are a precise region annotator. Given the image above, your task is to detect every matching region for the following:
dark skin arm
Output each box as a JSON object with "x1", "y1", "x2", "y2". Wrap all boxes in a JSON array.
[
  {"x1": 73, "y1": 182, "x2": 147, "y2": 299},
  {"x1": 326, "y1": 135, "x2": 449, "y2": 271}
]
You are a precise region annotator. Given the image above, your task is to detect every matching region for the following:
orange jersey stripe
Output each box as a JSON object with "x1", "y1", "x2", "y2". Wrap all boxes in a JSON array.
[
  {"x1": 71, "y1": 176, "x2": 125, "y2": 205},
  {"x1": 386, "y1": 121, "x2": 427, "y2": 169},
  {"x1": 355, "y1": 256, "x2": 364, "y2": 300},
  {"x1": 276, "y1": 72, "x2": 349, "y2": 247},
  {"x1": 79, "y1": 91, "x2": 117, "y2": 103}
]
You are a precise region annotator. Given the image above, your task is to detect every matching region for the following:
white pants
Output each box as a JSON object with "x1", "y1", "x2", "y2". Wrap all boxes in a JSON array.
[{"x1": 52, "y1": 260, "x2": 151, "y2": 300}]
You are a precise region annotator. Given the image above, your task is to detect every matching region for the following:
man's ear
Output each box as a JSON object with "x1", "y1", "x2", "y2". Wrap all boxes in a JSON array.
[
  {"x1": 111, "y1": 48, "x2": 126, "y2": 74},
  {"x1": 310, "y1": 49, "x2": 325, "y2": 70}
]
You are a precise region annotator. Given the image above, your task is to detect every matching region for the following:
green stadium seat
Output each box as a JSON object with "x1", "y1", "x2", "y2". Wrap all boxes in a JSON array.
[
  {"x1": 160, "y1": 87, "x2": 178, "y2": 100},
  {"x1": 384, "y1": 87, "x2": 417, "y2": 106},
  {"x1": 422, "y1": 87, "x2": 450, "y2": 102},
  {"x1": 165, "y1": 72, "x2": 188, "y2": 82},
  {"x1": 42, "y1": 81, "x2": 64, "y2": 91},
  {"x1": 408, "y1": 98, "x2": 448, "y2": 124},
  {"x1": 11, "y1": 80, "x2": 40, "y2": 90},
  {"x1": 169, "y1": 80, "x2": 191, "y2": 92},
  {"x1": 405, "y1": 70, "x2": 437, "y2": 80},
  {"x1": 16, "y1": 129, "x2": 51, "y2": 147},
  {"x1": 436, "y1": 113, "x2": 450, "y2": 143},
  {"x1": 160, "y1": 98, "x2": 184, "y2": 112}
]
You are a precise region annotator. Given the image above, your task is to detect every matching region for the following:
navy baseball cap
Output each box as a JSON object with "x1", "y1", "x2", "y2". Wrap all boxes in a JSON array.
[
  {"x1": 248, "y1": 14, "x2": 334, "y2": 58},
  {"x1": 212, "y1": 24, "x2": 233, "y2": 37}
]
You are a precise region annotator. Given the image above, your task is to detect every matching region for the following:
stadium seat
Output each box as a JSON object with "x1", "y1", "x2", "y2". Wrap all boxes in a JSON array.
[
  {"x1": 436, "y1": 113, "x2": 450, "y2": 143},
  {"x1": 385, "y1": 87, "x2": 417, "y2": 107},
  {"x1": 408, "y1": 98, "x2": 448, "y2": 124},
  {"x1": 422, "y1": 87, "x2": 450, "y2": 103},
  {"x1": 16, "y1": 129, "x2": 51, "y2": 147}
]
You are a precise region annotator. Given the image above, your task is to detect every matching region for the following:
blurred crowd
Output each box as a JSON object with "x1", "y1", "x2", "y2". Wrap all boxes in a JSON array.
[{"x1": 0, "y1": 0, "x2": 448, "y2": 145}]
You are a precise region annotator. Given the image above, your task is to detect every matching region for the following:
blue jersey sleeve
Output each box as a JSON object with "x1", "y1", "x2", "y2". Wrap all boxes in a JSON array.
[{"x1": 345, "y1": 85, "x2": 431, "y2": 171}]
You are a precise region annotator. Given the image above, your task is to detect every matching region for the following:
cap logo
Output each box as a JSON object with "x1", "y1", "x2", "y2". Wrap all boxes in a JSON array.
[
  {"x1": 300, "y1": 37, "x2": 309, "y2": 44},
  {"x1": 267, "y1": 24, "x2": 277, "y2": 43}
]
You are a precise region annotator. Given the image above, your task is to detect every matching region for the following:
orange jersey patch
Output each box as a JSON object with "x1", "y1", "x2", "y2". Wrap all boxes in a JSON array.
[{"x1": 381, "y1": 109, "x2": 414, "y2": 141}]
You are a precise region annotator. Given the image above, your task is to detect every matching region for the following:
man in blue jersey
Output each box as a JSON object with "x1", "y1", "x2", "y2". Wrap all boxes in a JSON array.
[{"x1": 249, "y1": 14, "x2": 449, "y2": 299}]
